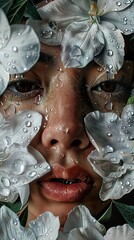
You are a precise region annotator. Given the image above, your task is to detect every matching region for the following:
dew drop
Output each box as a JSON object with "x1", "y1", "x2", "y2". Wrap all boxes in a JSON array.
[
  {"x1": 107, "y1": 49, "x2": 114, "y2": 56},
  {"x1": 107, "y1": 133, "x2": 112, "y2": 137},
  {"x1": 23, "y1": 128, "x2": 28, "y2": 133},
  {"x1": 116, "y1": 1, "x2": 122, "y2": 6},
  {"x1": 25, "y1": 121, "x2": 32, "y2": 127},
  {"x1": 5, "y1": 136, "x2": 12, "y2": 146},
  {"x1": 40, "y1": 29, "x2": 53, "y2": 39},
  {"x1": 12, "y1": 46, "x2": 18, "y2": 52},
  {"x1": 104, "y1": 102, "x2": 113, "y2": 110},
  {"x1": 1, "y1": 177, "x2": 11, "y2": 187},
  {"x1": 11, "y1": 160, "x2": 25, "y2": 174},
  {"x1": 4, "y1": 53, "x2": 9, "y2": 58},
  {"x1": 29, "y1": 171, "x2": 37, "y2": 178},
  {"x1": 27, "y1": 113, "x2": 32, "y2": 118}
]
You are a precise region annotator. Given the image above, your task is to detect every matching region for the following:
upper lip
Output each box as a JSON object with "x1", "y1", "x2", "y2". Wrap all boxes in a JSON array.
[{"x1": 38, "y1": 164, "x2": 91, "y2": 184}]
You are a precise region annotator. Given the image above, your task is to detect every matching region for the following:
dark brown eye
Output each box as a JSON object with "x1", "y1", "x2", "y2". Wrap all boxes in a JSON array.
[
  {"x1": 92, "y1": 80, "x2": 119, "y2": 93},
  {"x1": 7, "y1": 80, "x2": 42, "y2": 93}
]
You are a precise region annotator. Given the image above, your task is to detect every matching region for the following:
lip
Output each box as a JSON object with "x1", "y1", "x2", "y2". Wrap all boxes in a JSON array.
[{"x1": 38, "y1": 165, "x2": 93, "y2": 202}]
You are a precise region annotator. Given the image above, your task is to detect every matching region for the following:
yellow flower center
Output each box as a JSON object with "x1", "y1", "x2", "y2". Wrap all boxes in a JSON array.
[{"x1": 89, "y1": 1, "x2": 98, "y2": 16}]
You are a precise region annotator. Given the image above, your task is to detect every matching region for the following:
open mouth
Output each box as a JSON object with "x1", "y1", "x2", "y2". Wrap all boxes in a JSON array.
[{"x1": 49, "y1": 178, "x2": 81, "y2": 185}]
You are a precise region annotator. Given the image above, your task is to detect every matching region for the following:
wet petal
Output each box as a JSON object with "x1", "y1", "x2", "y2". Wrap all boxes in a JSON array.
[
  {"x1": 0, "y1": 64, "x2": 9, "y2": 95},
  {"x1": 61, "y1": 22, "x2": 104, "y2": 68},
  {"x1": 0, "y1": 8, "x2": 11, "y2": 48},
  {"x1": 0, "y1": 24, "x2": 40, "y2": 74},
  {"x1": 98, "y1": 0, "x2": 134, "y2": 15},
  {"x1": 102, "y1": 4, "x2": 134, "y2": 35},
  {"x1": 104, "y1": 224, "x2": 134, "y2": 240},
  {"x1": 29, "y1": 211, "x2": 60, "y2": 239},
  {"x1": 0, "y1": 206, "x2": 36, "y2": 240},
  {"x1": 120, "y1": 104, "x2": 134, "y2": 140},
  {"x1": 94, "y1": 21, "x2": 125, "y2": 73},
  {"x1": 28, "y1": 20, "x2": 63, "y2": 45},
  {"x1": 38, "y1": 0, "x2": 88, "y2": 28}
]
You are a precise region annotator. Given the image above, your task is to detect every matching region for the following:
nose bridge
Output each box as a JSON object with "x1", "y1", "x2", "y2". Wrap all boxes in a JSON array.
[{"x1": 41, "y1": 71, "x2": 90, "y2": 150}]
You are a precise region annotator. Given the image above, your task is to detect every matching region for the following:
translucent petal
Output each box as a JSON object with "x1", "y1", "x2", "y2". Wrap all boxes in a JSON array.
[
  {"x1": 0, "y1": 9, "x2": 10, "y2": 48},
  {"x1": 98, "y1": 0, "x2": 134, "y2": 15},
  {"x1": 28, "y1": 20, "x2": 63, "y2": 45},
  {"x1": 104, "y1": 224, "x2": 134, "y2": 240},
  {"x1": 38, "y1": 0, "x2": 88, "y2": 28},
  {"x1": 29, "y1": 211, "x2": 60, "y2": 239},
  {"x1": 102, "y1": 5, "x2": 134, "y2": 35},
  {"x1": 94, "y1": 21, "x2": 125, "y2": 73},
  {"x1": 68, "y1": 227, "x2": 105, "y2": 240},
  {"x1": 70, "y1": 0, "x2": 90, "y2": 12},
  {"x1": 61, "y1": 22, "x2": 104, "y2": 68},
  {"x1": 0, "y1": 64, "x2": 9, "y2": 95},
  {"x1": 121, "y1": 104, "x2": 134, "y2": 140},
  {"x1": 0, "y1": 24, "x2": 40, "y2": 74}
]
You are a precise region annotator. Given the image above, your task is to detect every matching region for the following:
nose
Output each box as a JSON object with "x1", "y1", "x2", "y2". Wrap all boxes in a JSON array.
[{"x1": 41, "y1": 74, "x2": 90, "y2": 151}]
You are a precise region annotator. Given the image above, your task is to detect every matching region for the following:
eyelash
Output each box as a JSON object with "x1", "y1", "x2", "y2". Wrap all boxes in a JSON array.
[{"x1": 4, "y1": 79, "x2": 43, "y2": 101}]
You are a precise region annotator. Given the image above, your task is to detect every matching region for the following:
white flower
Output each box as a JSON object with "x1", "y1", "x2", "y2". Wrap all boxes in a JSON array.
[
  {"x1": 0, "y1": 205, "x2": 60, "y2": 240},
  {"x1": 28, "y1": 0, "x2": 134, "y2": 73},
  {"x1": 0, "y1": 8, "x2": 40, "y2": 95},
  {"x1": 104, "y1": 224, "x2": 134, "y2": 240},
  {"x1": 58, "y1": 205, "x2": 106, "y2": 240},
  {"x1": 0, "y1": 111, "x2": 50, "y2": 206},
  {"x1": 84, "y1": 104, "x2": 134, "y2": 200}
]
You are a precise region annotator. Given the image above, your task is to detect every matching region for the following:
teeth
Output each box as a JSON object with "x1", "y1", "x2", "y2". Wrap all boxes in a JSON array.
[{"x1": 50, "y1": 178, "x2": 81, "y2": 184}]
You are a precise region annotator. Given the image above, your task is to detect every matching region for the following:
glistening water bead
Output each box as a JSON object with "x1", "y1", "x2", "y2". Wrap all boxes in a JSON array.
[{"x1": 107, "y1": 49, "x2": 114, "y2": 56}]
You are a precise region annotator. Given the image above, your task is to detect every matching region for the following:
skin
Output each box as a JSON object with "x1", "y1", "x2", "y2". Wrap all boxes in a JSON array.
[{"x1": 0, "y1": 44, "x2": 133, "y2": 229}]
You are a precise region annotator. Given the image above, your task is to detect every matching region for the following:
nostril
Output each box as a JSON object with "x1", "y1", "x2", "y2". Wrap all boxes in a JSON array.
[
  {"x1": 71, "y1": 139, "x2": 81, "y2": 147},
  {"x1": 51, "y1": 139, "x2": 58, "y2": 145}
]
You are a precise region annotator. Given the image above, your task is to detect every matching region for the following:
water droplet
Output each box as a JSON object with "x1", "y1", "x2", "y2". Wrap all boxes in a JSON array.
[
  {"x1": 27, "y1": 113, "x2": 32, "y2": 118},
  {"x1": 11, "y1": 160, "x2": 25, "y2": 174},
  {"x1": 40, "y1": 29, "x2": 53, "y2": 39},
  {"x1": 107, "y1": 49, "x2": 114, "y2": 56},
  {"x1": 12, "y1": 46, "x2": 18, "y2": 52},
  {"x1": 4, "y1": 53, "x2": 9, "y2": 58},
  {"x1": 1, "y1": 188, "x2": 10, "y2": 197},
  {"x1": 70, "y1": 45, "x2": 82, "y2": 57},
  {"x1": 23, "y1": 128, "x2": 28, "y2": 133},
  {"x1": 34, "y1": 94, "x2": 43, "y2": 105},
  {"x1": 105, "y1": 102, "x2": 113, "y2": 110},
  {"x1": 1, "y1": 177, "x2": 11, "y2": 187},
  {"x1": 116, "y1": 1, "x2": 122, "y2": 6},
  {"x1": 29, "y1": 171, "x2": 37, "y2": 178},
  {"x1": 107, "y1": 133, "x2": 112, "y2": 137},
  {"x1": 5, "y1": 136, "x2": 12, "y2": 146},
  {"x1": 25, "y1": 121, "x2": 32, "y2": 127}
]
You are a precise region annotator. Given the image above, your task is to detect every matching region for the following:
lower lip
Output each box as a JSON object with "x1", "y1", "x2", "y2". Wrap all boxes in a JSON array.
[{"x1": 39, "y1": 181, "x2": 91, "y2": 202}]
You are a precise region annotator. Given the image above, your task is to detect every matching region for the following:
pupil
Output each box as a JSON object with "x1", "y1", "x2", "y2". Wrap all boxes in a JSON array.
[
  {"x1": 101, "y1": 81, "x2": 116, "y2": 92},
  {"x1": 15, "y1": 82, "x2": 33, "y2": 93}
]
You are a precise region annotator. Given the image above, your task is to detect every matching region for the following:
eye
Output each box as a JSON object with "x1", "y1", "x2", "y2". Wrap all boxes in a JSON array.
[
  {"x1": 91, "y1": 80, "x2": 121, "y2": 93},
  {"x1": 4, "y1": 79, "x2": 43, "y2": 101}
]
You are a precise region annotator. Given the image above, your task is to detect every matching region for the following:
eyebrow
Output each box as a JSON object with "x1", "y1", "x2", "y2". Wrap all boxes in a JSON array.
[{"x1": 38, "y1": 52, "x2": 54, "y2": 64}]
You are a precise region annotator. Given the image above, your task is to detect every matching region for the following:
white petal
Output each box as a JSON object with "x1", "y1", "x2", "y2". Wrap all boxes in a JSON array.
[
  {"x1": 104, "y1": 224, "x2": 134, "y2": 240},
  {"x1": 5, "y1": 111, "x2": 42, "y2": 147},
  {"x1": 121, "y1": 104, "x2": 134, "y2": 140},
  {"x1": 68, "y1": 227, "x2": 105, "y2": 240},
  {"x1": 98, "y1": 0, "x2": 134, "y2": 15},
  {"x1": 1, "y1": 24, "x2": 40, "y2": 74},
  {"x1": 0, "y1": 206, "x2": 36, "y2": 240},
  {"x1": 27, "y1": 20, "x2": 63, "y2": 45},
  {"x1": 61, "y1": 22, "x2": 104, "y2": 68},
  {"x1": 0, "y1": 9, "x2": 11, "y2": 48},
  {"x1": 102, "y1": 5, "x2": 134, "y2": 35},
  {"x1": 29, "y1": 211, "x2": 60, "y2": 240},
  {"x1": 94, "y1": 21, "x2": 125, "y2": 73},
  {"x1": 38, "y1": 0, "x2": 87, "y2": 28},
  {"x1": 0, "y1": 64, "x2": 9, "y2": 95}
]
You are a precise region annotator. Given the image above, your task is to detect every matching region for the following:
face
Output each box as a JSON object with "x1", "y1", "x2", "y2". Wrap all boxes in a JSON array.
[{"x1": 0, "y1": 44, "x2": 133, "y2": 227}]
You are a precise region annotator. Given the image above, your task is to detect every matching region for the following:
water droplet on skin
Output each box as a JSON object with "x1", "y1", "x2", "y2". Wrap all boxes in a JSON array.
[
  {"x1": 45, "y1": 115, "x2": 49, "y2": 121},
  {"x1": 104, "y1": 102, "x2": 113, "y2": 110},
  {"x1": 3, "y1": 104, "x2": 16, "y2": 116},
  {"x1": 97, "y1": 67, "x2": 103, "y2": 72},
  {"x1": 11, "y1": 160, "x2": 25, "y2": 174},
  {"x1": 34, "y1": 94, "x2": 43, "y2": 105},
  {"x1": 56, "y1": 79, "x2": 63, "y2": 88}
]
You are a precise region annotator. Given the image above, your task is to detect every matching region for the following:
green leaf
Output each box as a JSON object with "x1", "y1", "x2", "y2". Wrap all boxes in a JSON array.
[
  {"x1": 98, "y1": 202, "x2": 112, "y2": 223},
  {"x1": 127, "y1": 96, "x2": 134, "y2": 105},
  {"x1": 113, "y1": 201, "x2": 134, "y2": 229},
  {"x1": 24, "y1": 1, "x2": 41, "y2": 20},
  {"x1": 0, "y1": 0, "x2": 14, "y2": 14},
  {"x1": 7, "y1": 0, "x2": 28, "y2": 24},
  {"x1": 0, "y1": 200, "x2": 21, "y2": 213}
]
